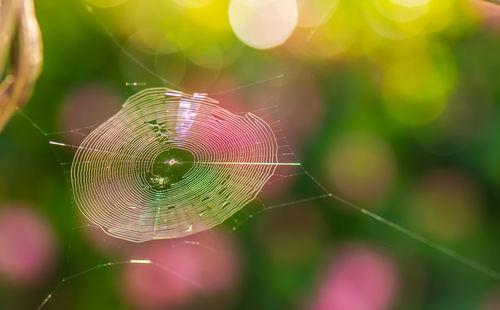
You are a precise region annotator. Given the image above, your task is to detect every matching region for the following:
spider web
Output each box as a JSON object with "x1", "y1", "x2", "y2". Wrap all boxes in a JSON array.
[
  {"x1": 7, "y1": 2, "x2": 500, "y2": 309},
  {"x1": 71, "y1": 87, "x2": 282, "y2": 242}
]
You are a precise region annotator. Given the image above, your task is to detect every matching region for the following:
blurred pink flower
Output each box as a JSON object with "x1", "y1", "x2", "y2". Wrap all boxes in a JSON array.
[
  {"x1": 0, "y1": 205, "x2": 57, "y2": 286},
  {"x1": 309, "y1": 244, "x2": 398, "y2": 310},
  {"x1": 59, "y1": 83, "x2": 121, "y2": 145},
  {"x1": 121, "y1": 229, "x2": 241, "y2": 309}
]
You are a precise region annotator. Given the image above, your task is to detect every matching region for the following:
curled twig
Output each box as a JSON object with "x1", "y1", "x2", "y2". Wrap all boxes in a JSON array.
[{"x1": 0, "y1": 0, "x2": 43, "y2": 132}]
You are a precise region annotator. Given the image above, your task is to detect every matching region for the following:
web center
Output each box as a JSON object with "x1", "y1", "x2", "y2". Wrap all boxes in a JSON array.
[
  {"x1": 165, "y1": 158, "x2": 179, "y2": 166},
  {"x1": 146, "y1": 148, "x2": 194, "y2": 190}
]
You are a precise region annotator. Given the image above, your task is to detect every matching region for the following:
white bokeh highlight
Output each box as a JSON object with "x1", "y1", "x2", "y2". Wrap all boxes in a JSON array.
[{"x1": 229, "y1": 0, "x2": 298, "y2": 49}]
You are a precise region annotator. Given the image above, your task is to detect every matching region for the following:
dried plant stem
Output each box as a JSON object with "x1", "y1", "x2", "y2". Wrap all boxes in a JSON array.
[{"x1": 0, "y1": 0, "x2": 43, "y2": 132}]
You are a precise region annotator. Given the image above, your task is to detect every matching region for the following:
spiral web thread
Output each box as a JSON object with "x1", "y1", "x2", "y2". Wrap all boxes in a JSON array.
[{"x1": 70, "y1": 88, "x2": 279, "y2": 242}]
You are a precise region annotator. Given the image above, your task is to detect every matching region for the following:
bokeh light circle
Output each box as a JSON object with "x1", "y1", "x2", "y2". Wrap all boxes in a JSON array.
[
  {"x1": 406, "y1": 169, "x2": 482, "y2": 241},
  {"x1": 121, "y1": 230, "x2": 241, "y2": 309},
  {"x1": 71, "y1": 88, "x2": 278, "y2": 242},
  {"x1": 381, "y1": 42, "x2": 457, "y2": 125},
  {"x1": 327, "y1": 132, "x2": 396, "y2": 204},
  {"x1": 311, "y1": 244, "x2": 398, "y2": 310},
  {"x1": 0, "y1": 206, "x2": 57, "y2": 286},
  {"x1": 229, "y1": 0, "x2": 298, "y2": 49},
  {"x1": 60, "y1": 84, "x2": 121, "y2": 146}
]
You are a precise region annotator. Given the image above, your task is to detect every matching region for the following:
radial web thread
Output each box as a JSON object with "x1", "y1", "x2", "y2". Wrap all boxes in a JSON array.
[{"x1": 71, "y1": 88, "x2": 278, "y2": 242}]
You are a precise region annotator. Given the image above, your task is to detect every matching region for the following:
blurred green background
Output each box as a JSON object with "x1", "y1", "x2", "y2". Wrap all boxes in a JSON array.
[{"x1": 1, "y1": 0, "x2": 500, "y2": 309}]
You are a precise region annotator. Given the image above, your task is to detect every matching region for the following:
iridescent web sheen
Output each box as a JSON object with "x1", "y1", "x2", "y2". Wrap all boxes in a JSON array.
[{"x1": 71, "y1": 88, "x2": 278, "y2": 242}]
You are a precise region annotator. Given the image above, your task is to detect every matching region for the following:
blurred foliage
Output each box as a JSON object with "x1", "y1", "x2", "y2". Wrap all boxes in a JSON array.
[{"x1": 1, "y1": 0, "x2": 500, "y2": 309}]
